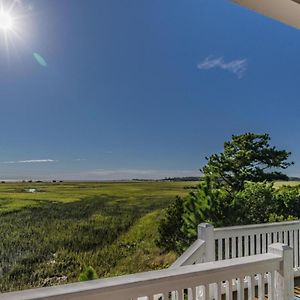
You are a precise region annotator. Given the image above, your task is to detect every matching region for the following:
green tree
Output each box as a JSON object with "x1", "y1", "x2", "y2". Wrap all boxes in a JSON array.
[
  {"x1": 156, "y1": 196, "x2": 186, "y2": 254},
  {"x1": 182, "y1": 177, "x2": 232, "y2": 240},
  {"x1": 274, "y1": 186, "x2": 300, "y2": 218},
  {"x1": 202, "y1": 133, "x2": 293, "y2": 193},
  {"x1": 157, "y1": 132, "x2": 295, "y2": 253},
  {"x1": 232, "y1": 181, "x2": 276, "y2": 225}
]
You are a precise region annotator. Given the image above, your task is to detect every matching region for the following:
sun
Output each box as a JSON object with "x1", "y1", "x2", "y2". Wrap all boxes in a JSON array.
[
  {"x1": 0, "y1": 10, "x2": 14, "y2": 31},
  {"x1": 0, "y1": 0, "x2": 31, "y2": 54}
]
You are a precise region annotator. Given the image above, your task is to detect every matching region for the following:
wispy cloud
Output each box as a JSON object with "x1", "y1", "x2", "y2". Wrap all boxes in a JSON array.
[
  {"x1": 3, "y1": 159, "x2": 57, "y2": 164},
  {"x1": 104, "y1": 151, "x2": 113, "y2": 155},
  {"x1": 197, "y1": 56, "x2": 248, "y2": 78},
  {"x1": 74, "y1": 158, "x2": 87, "y2": 162}
]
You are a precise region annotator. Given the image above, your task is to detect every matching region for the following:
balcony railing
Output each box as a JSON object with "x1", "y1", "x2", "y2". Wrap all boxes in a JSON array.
[
  {"x1": 2, "y1": 220, "x2": 299, "y2": 300},
  {"x1": 173, "y1": 220, "x2": 300, "y2": 274}
]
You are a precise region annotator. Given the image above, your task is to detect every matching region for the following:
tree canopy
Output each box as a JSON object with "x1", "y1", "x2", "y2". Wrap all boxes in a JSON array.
[
  {"x1": 202, "y1": 133, "x2": 293, "y2": 192},
  {"x1": 157, "y1": 132, "x2": 296, "y2": 254}
]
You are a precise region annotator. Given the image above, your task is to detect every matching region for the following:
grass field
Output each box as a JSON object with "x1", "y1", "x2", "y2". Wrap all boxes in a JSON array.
[
  {"x1": 0, "y1": 181, "x2": 196, "y2": 292},
  {"x1": 273, "y1": 181, "x2": 300, "y2": 188}
]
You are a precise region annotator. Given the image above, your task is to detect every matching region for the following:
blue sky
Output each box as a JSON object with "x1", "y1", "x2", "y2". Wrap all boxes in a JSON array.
[{"x1": 0, "y1": 0, "x2": 300, "y2": 180}]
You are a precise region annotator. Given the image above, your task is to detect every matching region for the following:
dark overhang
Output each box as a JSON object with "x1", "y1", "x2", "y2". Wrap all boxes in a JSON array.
[{"x1": 233, "y1": 0, "x2": 300, "y2": 29}]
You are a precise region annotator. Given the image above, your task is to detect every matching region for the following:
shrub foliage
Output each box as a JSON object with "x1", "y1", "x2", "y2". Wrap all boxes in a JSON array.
[{"x1": 157, "y1": 133, "x2": 299, "y2": 253}]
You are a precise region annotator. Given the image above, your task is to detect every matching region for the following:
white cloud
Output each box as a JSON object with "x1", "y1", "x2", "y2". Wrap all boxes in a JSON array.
[
  {"x1": 197, "y1": 56, "x2": 248, "y2": 78},
  {"x1": 3, "y1": 159, "x2": 57, "y2": 164}
]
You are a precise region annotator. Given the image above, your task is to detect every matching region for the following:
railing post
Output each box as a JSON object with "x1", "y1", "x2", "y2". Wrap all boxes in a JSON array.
[
  {"x1": 198, "y1": 223, "x2": 215, "y2": 262},
  {"x1": 268, "y1": 243, "x2": 293, "y2": 300}
]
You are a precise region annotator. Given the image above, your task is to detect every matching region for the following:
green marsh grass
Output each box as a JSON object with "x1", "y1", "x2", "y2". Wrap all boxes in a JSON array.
[{"x1": 0, "y1": 181, "x2": 194, "y2": 292}]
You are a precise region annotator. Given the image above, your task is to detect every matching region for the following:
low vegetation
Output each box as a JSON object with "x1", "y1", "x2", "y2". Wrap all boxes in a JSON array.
[{"x1": 0, "y1": 181, "x2": 190, "y2": 292}]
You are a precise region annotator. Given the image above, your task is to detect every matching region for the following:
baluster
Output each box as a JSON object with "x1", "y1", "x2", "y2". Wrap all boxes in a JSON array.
[
  {"x1": 279, "y1": 231, "x2": 283, "y2": 243},
  {"x1": 232, "y1": 236, "x2": 236, "y2": 258},
  {"x1": 258, "y1": 273, "x2": 265, "y2": 300},
  {"x1": 177, "y1": 290, "x2": 184, "y2": 300},
  {"x1": 245, "y1": 235, "x2": 249, "y2": 256},
  {"x1": 271, "y1": 232, "x2": 274, "y2": 243},
  {"x1": 248, "y1": 275, "x2": 255, "y2": 300},
  {"x1": 262, "y1": 233, "x2": 266, "y2": 254},
  {"x1": 218, "y1": 239, "x2": 222, "y2": 260},
  {"x1": 276, "y1": 231, "x2": 280, "y2": 242},
  {"x1": 225, "y1": 280, "x2": 233, "y2": 300},
  {"x1": 256, "y1": 233, "x2": 261, "y2": 254},
  {"x1": 289, "y1": 230, "x2": 295, "y2": 268},
  {"x1": 225, "y1": 238, "x2": 229, "y2": 259},
  {"x1": 238, "y1": 236, "x2": 243, "y2": 257},
  {"x1": 290, "y1": 230, "x2": 294, "y2": 248},
  {"x1": 296, "y1": 229, "x2": 299, "y2": 269},
  {"x1": 195, "y1": 286, "x2": 203, "y2": 300},
  {"x1": 214, "y1": 283, "x2": 221, "y2": 300},
  {"x1": 267, "y1": 232, "x2": 271, "y2": 248},
  {"x1": 187, "y1": 288, "x2": 195, "y2": 300},
  {"x1": 268, "y1": 271, "x2": 275, "y2": 300},
  {"x1": 237, "y1": 277, "x2": 244, "y2": 300},
  {"x1": 250, "y1": 235, "x2": 255, "y2": 255},
  {"x1": 203, "y1": 284, "x2": 209, "y2": 300},
  {"x1": 171, "y1": 291, "x2": 177, "y2": 300},
  {"x1": 284, "y1": 230, "x2": 288, "y2": 244}
]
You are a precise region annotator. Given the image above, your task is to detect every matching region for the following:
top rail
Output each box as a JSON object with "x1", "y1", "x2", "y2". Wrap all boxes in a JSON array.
[
  {"x1": 170, "y1": 239, "x2": 205, "y2": 268},
  {"x1": 214, "y1": 220, "x2": 300, "y2": 239},
  {"x1": 195, "y1": 220, "x2": 300, "y2": 274},
  {"x1": 2, "y1": 251, "x2": 283, "y2": 300}
]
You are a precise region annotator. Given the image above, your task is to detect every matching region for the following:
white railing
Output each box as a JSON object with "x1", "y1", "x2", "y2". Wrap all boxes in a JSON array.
[
  {"x1": 214, "y1": 221, "x2": 300, "y2": 264},
  {"x1": 170, "y1": 239, "x2": 206, "y2": 268},
  {"x1": 172, "y1": 220, "x2": 300, "y2": 276},
  {"x1": 171, "y1": 223, "x2": 214, "y2": 268},
  {"x1": 1, "y1": 243, "x2": 293, "y2": 300}
]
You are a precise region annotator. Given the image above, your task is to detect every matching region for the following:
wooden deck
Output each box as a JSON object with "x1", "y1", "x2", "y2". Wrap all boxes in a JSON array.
[{"x1": 292, "y1": 278, "x2": 300, "y2": 298}]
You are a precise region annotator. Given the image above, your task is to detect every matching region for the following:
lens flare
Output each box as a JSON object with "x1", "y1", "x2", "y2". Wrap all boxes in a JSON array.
[
  {"x1": 0, "y1": 11, "x2": 13, "y2": 31},
  {"x1": 33, "y1": 52, "x2": 47, "y2": 67}
]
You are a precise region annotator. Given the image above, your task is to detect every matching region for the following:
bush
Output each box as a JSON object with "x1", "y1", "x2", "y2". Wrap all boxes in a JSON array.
[
  {"x1": 275, "y1": 186, "x2": 300, "y2": 218},
  {"x1": 268, "y1": 213, "x2": 297, "y2": 223},
  {"x1": 79, "y1": 266, "x2": 98, "y2": 281},
  {"x1": 157, "y1": 178, "x2": 233, "y2": 253},
  {"x1": 182, "y1": 177, "x2": 232, "y2": 239},
  {"x1": 232, "y1": 182, "x2": 276, "y2": 225},
  {"x1": 157, "y1": 181, "x2": 300, "y2": 253},
  {"x1": 156, "y1": 197, "x2": 186, "y2": 254}
]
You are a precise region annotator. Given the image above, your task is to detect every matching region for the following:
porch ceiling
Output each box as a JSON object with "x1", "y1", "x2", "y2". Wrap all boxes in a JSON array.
[{"x1": 233, "y1": 0, "x2": 300, "y2": 29}]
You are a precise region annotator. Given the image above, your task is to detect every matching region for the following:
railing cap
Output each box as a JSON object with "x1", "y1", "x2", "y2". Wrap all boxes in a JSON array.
[
  {"x1": 214, "y1": 220, "x2": 300, "y2": 233},
  {"x1": 268, "y1": 243, "x2": 293, "y2": 255},
  {"x1": 198, "y1": 223, "x2": 214, "y2": 229}
]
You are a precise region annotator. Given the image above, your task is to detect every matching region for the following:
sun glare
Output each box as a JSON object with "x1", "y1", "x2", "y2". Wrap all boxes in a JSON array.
[
  {"x1": 0, "y1": 0, "x2": 31, "y2": 54},
  {"x1": 0, "y1": 10, "x2": 14, "y2": 31}
]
